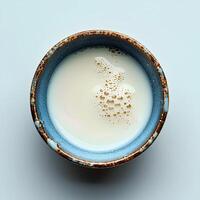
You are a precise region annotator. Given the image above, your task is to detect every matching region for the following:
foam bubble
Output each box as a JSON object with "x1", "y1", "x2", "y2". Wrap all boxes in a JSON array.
[{"x1": 94, "y1": 56, "x2": 135, "y2": 124}]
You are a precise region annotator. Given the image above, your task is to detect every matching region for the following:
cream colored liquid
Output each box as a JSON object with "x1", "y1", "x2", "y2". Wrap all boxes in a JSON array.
[{"x1": 47, "y1": 47, "x2": 153, "y2": 152}]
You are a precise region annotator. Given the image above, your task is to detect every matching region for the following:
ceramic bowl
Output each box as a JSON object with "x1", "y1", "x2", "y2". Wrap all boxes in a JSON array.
[{"x1": 30, "y1": 30, "x2": 169, "y2": 168}]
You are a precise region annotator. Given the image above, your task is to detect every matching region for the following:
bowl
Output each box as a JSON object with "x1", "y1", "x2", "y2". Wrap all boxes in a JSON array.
[{"x1": 30, "y1": 30, "x2": 169, "y2": 168}]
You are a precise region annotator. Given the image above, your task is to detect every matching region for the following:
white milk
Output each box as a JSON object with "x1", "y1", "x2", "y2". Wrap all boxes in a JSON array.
[{"x1": 47, "y1": 47, "x2": 153, "y2": 152}]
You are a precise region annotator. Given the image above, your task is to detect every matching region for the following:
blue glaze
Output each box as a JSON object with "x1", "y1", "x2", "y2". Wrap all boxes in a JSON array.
[{"x1": 35, "y1": 34, "x2": 164, "y2": 162}]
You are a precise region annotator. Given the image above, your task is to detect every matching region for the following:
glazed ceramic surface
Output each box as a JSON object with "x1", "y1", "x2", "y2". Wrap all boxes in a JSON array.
[{"x1": 30, "y1": 30, "x2": 169, "y2": 168}]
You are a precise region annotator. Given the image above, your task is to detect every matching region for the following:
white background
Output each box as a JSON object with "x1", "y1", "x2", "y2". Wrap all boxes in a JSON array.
[{"x1": 0, "y1": 0, "x2": 199, "y2": 199}]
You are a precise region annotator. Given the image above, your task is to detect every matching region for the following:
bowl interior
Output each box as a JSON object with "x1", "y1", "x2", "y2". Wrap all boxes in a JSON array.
[{"x1": 35, "y1": 33, "x2": 163, "y2": 162}]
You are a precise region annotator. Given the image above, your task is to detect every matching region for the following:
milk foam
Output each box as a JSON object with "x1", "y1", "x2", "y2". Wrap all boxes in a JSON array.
[{"x1": 94, "y1": 57, "x2": 134, "y2": 124}]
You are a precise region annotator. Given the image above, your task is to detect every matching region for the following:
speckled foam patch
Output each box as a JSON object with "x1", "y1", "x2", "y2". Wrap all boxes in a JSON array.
[{"x1": 95, "y1": 56, "x2": 134, "y2": 124}]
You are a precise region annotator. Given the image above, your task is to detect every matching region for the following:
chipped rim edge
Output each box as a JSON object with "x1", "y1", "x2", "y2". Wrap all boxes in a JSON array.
[{"x1": 30, "y1": 30, "x2": 169, "y2": 169}]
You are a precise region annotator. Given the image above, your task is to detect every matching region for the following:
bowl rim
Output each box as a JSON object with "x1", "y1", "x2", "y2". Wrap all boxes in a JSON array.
[{"x1": 30, "y1": 29, "x2": 169, "y2": 168}]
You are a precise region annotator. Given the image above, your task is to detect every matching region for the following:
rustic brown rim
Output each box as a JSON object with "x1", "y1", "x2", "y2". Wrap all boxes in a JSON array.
[{"x1": 30, "y1": 30, "x2": 169, "y2": 168}]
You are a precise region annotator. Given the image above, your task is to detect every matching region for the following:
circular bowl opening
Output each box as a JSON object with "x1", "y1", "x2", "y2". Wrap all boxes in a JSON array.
[{"x1": 30, "y1": 30, "x2": 169, "y2": 168}]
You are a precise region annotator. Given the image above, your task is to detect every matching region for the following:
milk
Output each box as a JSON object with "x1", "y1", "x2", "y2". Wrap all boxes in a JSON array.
[{"x1": 47, "y1": 47, "x2": 153, "y2": 152}]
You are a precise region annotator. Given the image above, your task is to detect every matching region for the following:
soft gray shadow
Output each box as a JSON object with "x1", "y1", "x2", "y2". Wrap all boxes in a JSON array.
[
  {"x1": 30, "y1": 127, "x2": 158, "y2": 200},
  {"x1": 33, "y1": 133, "x2": 149, "y2": 185},
  {"x1": 67, "y1": 156, "x2": 146, "y2": 184}
]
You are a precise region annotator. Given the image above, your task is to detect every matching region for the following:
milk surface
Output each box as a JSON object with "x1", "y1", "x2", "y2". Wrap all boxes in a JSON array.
[{"x1": 47, "y1": 47, "x2": 153, "y2": 152}]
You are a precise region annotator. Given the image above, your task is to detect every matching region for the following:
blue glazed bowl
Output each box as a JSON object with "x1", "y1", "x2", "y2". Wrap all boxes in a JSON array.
[{"x1": 30, "y1": 30, "x2": 169, "y2": 168}]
